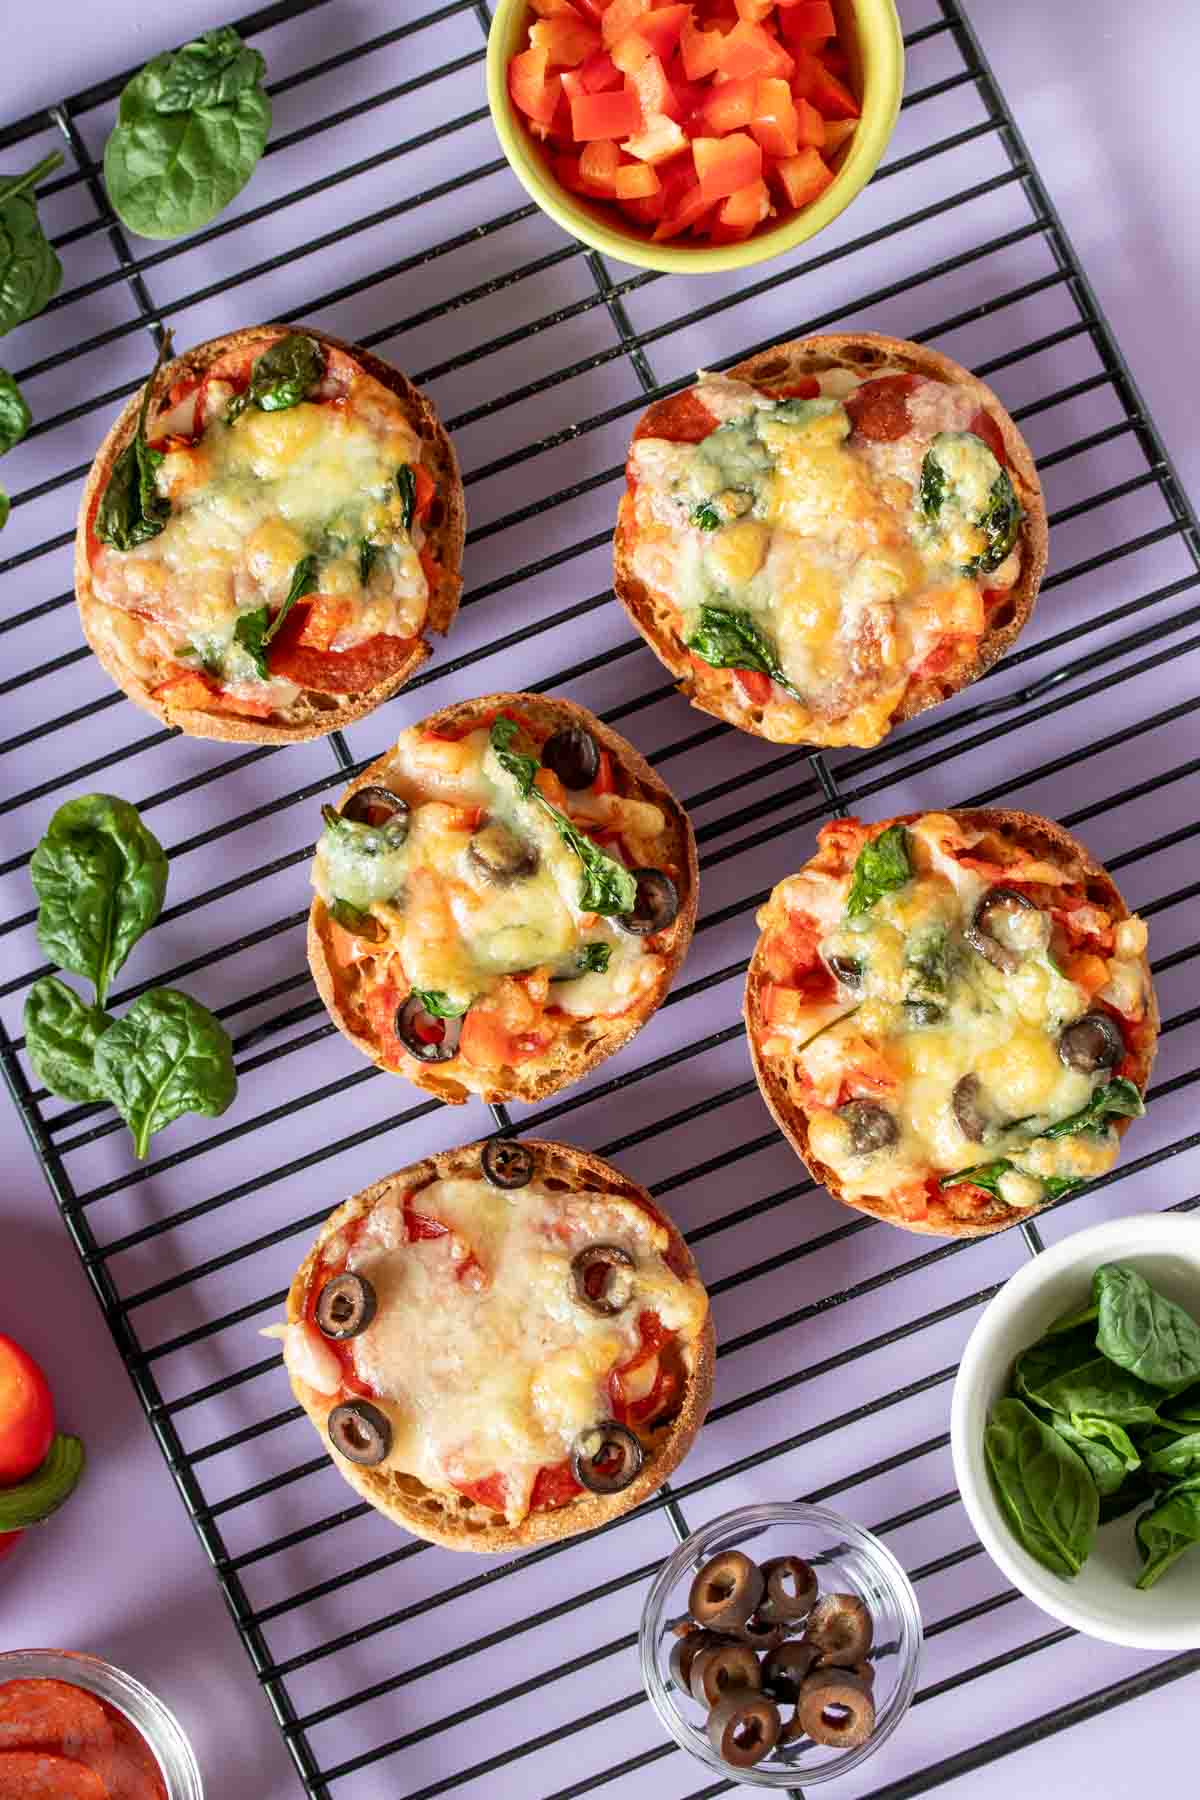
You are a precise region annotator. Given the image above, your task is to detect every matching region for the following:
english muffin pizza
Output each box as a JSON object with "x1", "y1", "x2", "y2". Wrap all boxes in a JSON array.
[
  {"x1": 308, "y1": 693, "x2": 698, "y2": 1104},
  {"x1": 746, "y1": 810, "x2": 1157, "y2": 1237},
  {"x1": 615, "y1": 332, "x2": 1046, "y2": 748},
  {"x1": 76, "y1": 324, "x2": 463, "y2": 742},
  {"x1": 271, "y1": 1138, "x2": 714, "y2": 1549}
]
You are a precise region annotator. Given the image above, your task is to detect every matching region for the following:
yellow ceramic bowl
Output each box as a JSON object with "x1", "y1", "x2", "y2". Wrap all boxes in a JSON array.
[{"x1": 486, "y1": 0, "x2": 905, "y2": 276}]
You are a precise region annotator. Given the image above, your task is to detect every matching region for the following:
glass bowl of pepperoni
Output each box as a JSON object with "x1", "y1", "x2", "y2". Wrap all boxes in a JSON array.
[
  {"x1": 0, "y1": 1650, "x2": 203, "y2": 1799},
  {"x1": 486, "y1": 0, "x2": 904, "y2": 274}
]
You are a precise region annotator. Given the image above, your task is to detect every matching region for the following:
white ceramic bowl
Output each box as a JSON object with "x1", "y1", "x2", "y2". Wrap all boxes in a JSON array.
[{"x1": 951, "y1": 1211, "x2": 1200, "y2": 1650}]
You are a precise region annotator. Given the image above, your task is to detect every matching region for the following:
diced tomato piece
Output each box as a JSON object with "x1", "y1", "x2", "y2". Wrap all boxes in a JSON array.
[
  {"x1": 718, "y1": 174, "x2": 770, "y2": 229},
  {"x1": 749, "y1": 76, "x2": 799, "y2": 156},
  {"x1": 844, "y1": 372, "x2": 921, "y2": 441},
  {"x1": 151, "y1": 670, "x2": 217, "y2": 711},
  {"x1": 509, "y1": 46, "x2": 562, "y2": 125},
  {"x1": 615, "y1": 161, "x2": 662, "y2": 199},
  {"x1": 623, "y1": 112, "x2": 690, "y2": 161},
  {"x1": 693, "y1": 131, "x2": 762, "y2": 202},
  {"x1": 969, "y1": 406, "x2": 1008, "y2": 466},
  {"x1": 772, "y1": 144, "x2": 834, "y2": 208},
  {"x1": 719, "y1": 20, "x2": 786, "y2": 79},
  {"x1": 459, "y1": 1008, "x2": 532, "y2": 1069},
  {"x1": 364, "y1": 981, "x2": 406, "y2": 1067},
  {"x1": 592, "y1": 747, "x2": 615, "y2": 794},
  {"x1": 404, "y1": 1200, "x2": 450, "y2": 1241},
  {"x1": 631, "y1": 3, "x2": 690, "y2": 58},
  {"x1": 531, "y1": 15, "x2": 602, "y2": 64},
  {"x1": 530, "y1": 1459, "x2": 584, "y2": 1510},
  {"x1": 679, "y1": 13, "x2": 725, "y2": 79},
  {"x1": 793, "y1": 94, "x2": 825, "y2": 147},
  {"x1": 579, "y1": 138, "x2": 622, "y2": 193},
  {"x1": 579, "y1": 48, "x2": 623, "y2": 90},
  {"x1": 299, "y1": 594, "x2": 353, "y2": 651},
  {"x1": 571, "y1": 86, "x2": 644, "y2": 138},
  {"x1": 628, "y1": 51, "x2": 680, "y2": 119},
  {"x1": 698, "y1": 73, "x2": 757, "y2": 132},
  {"x1": 733, "y1": 666, "x2": 773, "y2": 703},
  {"x1": 601, "y1": 0, "x2": 650, "y2": 47},
  {"x1": 783, "y1": 1, "x2": 835, "y2": 33}
]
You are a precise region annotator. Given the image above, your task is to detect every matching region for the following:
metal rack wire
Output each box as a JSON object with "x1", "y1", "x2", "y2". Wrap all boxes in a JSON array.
[{"x1": 1, "y1": 0, "x2": 1198, "y2": 1796}]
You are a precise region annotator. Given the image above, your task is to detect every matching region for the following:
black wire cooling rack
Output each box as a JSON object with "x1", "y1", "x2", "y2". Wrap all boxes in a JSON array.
[{"x1": 2, "y1": 0, "x2": 1199, "y2": 1795}]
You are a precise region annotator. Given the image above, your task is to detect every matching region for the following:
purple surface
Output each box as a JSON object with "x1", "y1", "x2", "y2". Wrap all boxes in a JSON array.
[{"x1": 1, "y1": 3, "x2": 1197, "y2": 1798}]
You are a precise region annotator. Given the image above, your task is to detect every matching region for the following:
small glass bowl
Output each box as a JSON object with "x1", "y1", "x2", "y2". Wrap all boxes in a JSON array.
[
  {"x1": 0, "y1": 1650, "x2": 203, "y2": 1798},
  {"x1": 640, "y1": 1502, "x2": 922, "y2": 1786}
]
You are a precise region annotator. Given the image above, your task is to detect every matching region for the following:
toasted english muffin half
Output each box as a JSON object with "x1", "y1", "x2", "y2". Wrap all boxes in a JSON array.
[
  {"x1": 745, "y1": 808, "x2": 1157, "y2": 1238},
  {"x1": 615, "y1": 332, "x2": 1047, "y2": 749},
  {"x1": 308, "y1": 691, "x2": 698, "y2": 1105},
  {"x1": 275, "y1": 1137, "x2": 714, "y2": 1550},
  {"x1": 76, "y1": 323, "x2": 463, "y2": 743}
]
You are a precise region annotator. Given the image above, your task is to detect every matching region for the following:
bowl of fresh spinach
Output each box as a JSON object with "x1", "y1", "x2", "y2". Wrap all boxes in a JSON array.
[{"x1": 951, "y1": 1212, "x2": 1200, "y2": 1649}]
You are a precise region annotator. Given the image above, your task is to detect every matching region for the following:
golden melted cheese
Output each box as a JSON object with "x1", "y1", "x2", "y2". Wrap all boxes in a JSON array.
[
  {"x1": 91, "y1": 350, "x2": 430, "y2": 699},
  {"x1": 291, "y1": 1177, "x2": 707, "y2": 1525},
  {"x1": 628, "y1": 370, "x2": 1018, "y2": 747}
]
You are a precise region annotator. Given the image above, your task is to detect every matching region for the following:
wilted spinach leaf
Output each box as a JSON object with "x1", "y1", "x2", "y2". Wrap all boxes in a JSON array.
[
  {"x1": 575, "y1": 943, "x2": 612, "y2": 974},
  {"x1": 690, "y1": 501, "x2": 720, "y2": 531},
  {"x1": 845, "y1": 823, "x2": 912, "y2": 918},
  {"x1": 0, "y1": 152, "x2": 63, "y2": 338},
  {"x1": 95, "y1": 332, "x2": 174, "y2": 552},
  {"x1": 234, "y1": 554, "x2": 317, "y2": 678},
  {"x1": 0, "y1": 368, "x2": 31, "y2": 453},
  {"x1": 225, "y1": 331, "x2": 324, "y2": 423},
  {"x1": 1093, "y1": 1262, "x2": 1200, "y2": 1390},
  {"x1": 411, "y1": 988, "x2": 470, "y2": 1020},
  {"x1": 685, "y1": 604, "x2": 804, "y2": 703},
  {"x1": 30, "y1": 793, "x2": 168, "y2": 1006},
  {"x1": 327, "y1": 898, "x2": 384, "y2": 942},
  {"x1": 358, "y1": 538, "x2": 378, "y2": 587},
  {"x1": 1135, "y1": 1477, "x2": 1200, "y2": 1590},
  {"x1": 93, "y1": 987, "x2": 237, "y2": 1158},
  {"x1": 23, "y1": 975, "x2": 113, "y2": 1103},
  {"x1": 984, "y1": 1396, "x2": 1097, "y2": 1578},
  {"x1": 103, "y1": 28, "x2": 271, "y2": 240},
  {"x1": 396, "y1": 464, "x2": 416, "y2": 532},
  {"x1": 488, "y1": 719, "x2": 636, "y2": 917},
  {"x1": 1041, "y1": 1078, "x2": 1145, "y2": 1140},
  {"x1": 939, "y1": 1159, "x2": 1011, "y2": 1201}
]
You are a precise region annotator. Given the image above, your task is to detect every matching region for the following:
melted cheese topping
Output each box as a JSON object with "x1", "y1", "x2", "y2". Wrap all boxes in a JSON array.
[
  {"x1": 756, "y1": 815, "x2": 1148, "y2": 1217},
  {"x1": 288, "y1": 1177, "x2": 707, "y2": 1525},
  {"x1": 312, "y1": 724, "x2": 669, "y2": 1035},
  {"x1": 628, "y1": 370, "x2": 1021, "y2": 747},
  {"x1": 90, "y1": 344, "x2": 430, "y2": 706}
]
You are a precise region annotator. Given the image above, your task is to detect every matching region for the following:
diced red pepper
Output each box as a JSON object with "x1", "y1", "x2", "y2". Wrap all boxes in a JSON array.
[
  {"x1": 793, "y1": 48, "x2": 860, "y2": 117},
  {"x1": 570, "y1": 86, "x2": 644, "y2": 139},
  {"x1": 718, "y1": 175, "x2": 770, "y2": 229},
  {"x1": 509, "y1": 45, "x2": 562, "y2": 125},
  {"x1": 733, "y1": 666, "x2": 774, "y2": 703},
  {"x1": 530, "y1": 15, "x2": 602, "y2": 64},
  {"x1": 719, "y1": 20, "x2": 788, "y2": 79},
  {"x1": 693, "y1": 130, "x2": 763, "y2": 201},
  {"x1": 771, "y1": 144, "x2": 834, "y2": 208},
  {"x1": 623, "y1": 113, "x2": 690, "y2": 161},
  {"x1": 579, "y1": 48, "x2": 624, "y2": 90},
  {"x1": 630, "y1": 3, "x2": 690, "y2": 59},
  {"x1": 734, "y1": 0, "x2": 774, "y2": 19},
  {"x1": 579, "y1": 138, "x2": 622, "y2": 194},
  {"x1": 679, "y1": 13, "x2": 725, "y2": 80},
  {"x1": 615, "y1": 161, "x2": 662, "y2": 199},
  {"x1": 820, "y1": 42, "x2": 851, "y2": 77},
  {"x1": 698, "y1": 73, "x2": 758, "y2": 133},
  {"x1": 794, "y1": 94, "x2": 825, "y2": 147},
  {"x1": 601, "y1": 0, "x2": 651, "y2": 47},
  {"x1": 531, "y1": 0, "x2": 585, "y2": 15},
  {"x1": 620, "y1": 191, "x2": 668, "y2": 224},
  {"x1": 628, "y1": 50, "x2": 681, "y2": 120},
  {"x1": 782, "y1": 1, "x2": 835, "y2": 34},
  {"x1": 749, "y1": 76, "x2": 799, "y2": 156}
]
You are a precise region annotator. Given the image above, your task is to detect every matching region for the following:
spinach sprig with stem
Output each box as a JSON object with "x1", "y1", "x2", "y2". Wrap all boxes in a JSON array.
[
  {"x1": 0, "y1": 151, "x2": 64, "y2": 338},
  {"x1": 234, "y1": 554, "x2": 318, "y2": 679},
  {"x1": 489, "y1": 718, "x2": 636, "y2": 917},
  {"x1": 684, "y1": 604, "x2": 804, "y2": 704},
  {"x1": 95, "y1": 331, "x2": 174, "y2": 552}
]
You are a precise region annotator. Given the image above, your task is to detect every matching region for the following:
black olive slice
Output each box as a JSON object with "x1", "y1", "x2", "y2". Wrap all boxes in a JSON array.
[
  {"x1": 689, "y1": 1640, "x2": 762, "y2": 1709},
  {"x1": 758, "y1": 1554, "x2": 819, "y2": 1624},
  {"x1": 468, "y1": 819, "x2": 539, "y2": 883},
  {"x1": 314, "y1": 1272, "x2": 377, "y2": 1341},
  {"x1": 570, "y1": 1420, "x2": 643, "y2": 1493},
  {"x1": 795, "y1": 1668, "x2": 876, "y2": 1748},
  {"x1": 395, "y1": 995, "x2": 462, "y2": 1063},
  {"x1": 570, "y1": 1243, "x2": 635, "y2": 1315},
  {"x1": 620, "y1": 869, "x2": 679, "y2": 937},
  {"x1": 481, "y1": 1138, "x2": 535, "y2": 1189},
  {"x1": 689, "y1": 1550, "x2": 765, "y2": 1630},
  {"x1": 327, "y1": 1399, "x2": 391, "y2": 1466},
  {"x1": 966, "y1": 885, "x2": 1036, "y2": 974},
  {"x1": 825, "y1": 953, "x2": 863, "y2": 990},
  {"x1": 838, "y1": 1099, "x2": 899, "y2": 1154},
  {"x1": 542, "y1": 725, "x2": 600, "y2": 791},
  {"x1": 762, "y1": 1638, "x2": 819, "y2": 1704},
  {"x1": 1059, "y1": 1011, "x2": 1123, "y2": 1073},
  {"x1": 706, "y1": 1690, "x2": 781, "y2": 1769},
  {"x1": 733, "y1": 1611, "x2": 791, "y2": 1653},
  {"x1": 669, "y1": 1627, "x2": 719, "y2": 1697},
  {"x1": 341, "y1": 784, "x2": 409, "y2": 829},
  {"x1": 804, "y1": 1592, "x2": 874, "y2": 1666},
  {"x1": 952, "y1": 1072, "x2": 995, "y2": 1143}
]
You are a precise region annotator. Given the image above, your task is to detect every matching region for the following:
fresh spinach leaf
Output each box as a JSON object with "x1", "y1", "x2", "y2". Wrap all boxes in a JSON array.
[
  {"x1": 358, "y1": 538, "x2": 378, "y2": 587},
  {"x1": 23, "y1": 976, "x2": 113, "y2": 1103},
  {"x1": 1041, "y1": 1078, "x2": 1145, "y2": 1140},
  {"x1": 1135, "y1": 1477, "x2": 1200, "y2": 1590},
  {"x1": 1162, "y1": 1390, "x2": 1200, "y2": 1430},
  {"x1": 1147, "y1": 1431, "x2": 1200, "y2": 1482},
  {"x1": 1030, "y1": 1355, "x2": 1165, "y2": 1429},
  {"x1": 0, "y1": 152, "x2": 64, "y2": 337},
  {"x1": 684, "y1": 604, "x2": 804, "y2": 704},
  {"x1": 690, "y1": 501, "x2": 721, "y2": 531},
  {"x1": 0, "y1": 367, "x2": 31, "y2": 453},
  {"x1": 845, "y1": 823, "x2": 912, "y2": 918},
  {"x1": 1050, "y1": 1418, "x2": 1131, "y2": 1500},
  {"x1": 488, "y1": 719, "x2": 637, "y2": 917},
  {"x1": 95, "y1": 331, "x2": 174, "y2": 552},
  {"x1": 1067, "y1": 1413, "x2": 1142, "y2": 1474},
  {"x1": 575, "y1": 943, "x2": 612, "y2": 975},
  {"x1": 30, "y1": 794, "x2": 168, "y2": 1006},
  {"x1": 234, "y1": 554, "x2": 317, "y2": 678},
  {"x1": 397, "y1": 464, "x2": 416, "y2": 532},
  {"x1": 1093, "y1": 1262, "x2": 1200, "y2": 1391},
  {"x1": 1098, "y1": 1466, "x2": 1159, "y2": 1526},
  {"x1": 225, "y1": 331, "x2": 324, "y2": 423},
  {"x1": 93, "y1": 987, "x2": 237, "y2": 1158},
  {"x1": 984, "y1": 1396, "x2": 1098, "y2": 1578},
  {"x1": 1013, "y1": 1324, "x2": 1101, "y2": 1412},
  {"x1": 328, "y1": 898, "x2": 384, "y2": 942},
  {"x1": 411, "y1": 988, "x2": 470, "y2": 1020},
  {"x1": 1047, "y1": 1299, "x2": 1100, "y2": 1336},
  {"x1": 103, "y1": 28, "x2": 271, "y2": 240},
  {"x1": 0, "y1": 484, "x2": 7, "y2": 530}
]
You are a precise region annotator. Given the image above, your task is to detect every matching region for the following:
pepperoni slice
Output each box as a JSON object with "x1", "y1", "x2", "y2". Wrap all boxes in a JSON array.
[
  {"x1": 633, "y1": 390, "x2": 720, "y2": 444},
  {"x1": 968, "y1": 406, "x2": 1008, "y2": 466},
  {"x1": 844, "y1": 373, "x2": 921, "y2": 442},
  {"x1": 763, "y1": 376, "x2": 820, "y2": 400},
  {"x1": 530, "y1": 1459, "x2": 583, "y2": 1510},
  {"x1": 0, "y1": 1752, "x2": 107, "y2": 1799},
  {"x1": 267, "y1": 603, "x2": 416, "y2": 694},
  {"x1": 0, "y1": 1681, "x2": 112, "y2": 1761},
  {"x1": 104, "y1": 1704, "x2": 167, "y2": 1800}
]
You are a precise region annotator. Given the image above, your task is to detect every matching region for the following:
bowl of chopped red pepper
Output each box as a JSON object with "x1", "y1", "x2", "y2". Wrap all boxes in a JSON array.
[{"x1": 487, "y1": 0, "x2": 903, "y2": 273}]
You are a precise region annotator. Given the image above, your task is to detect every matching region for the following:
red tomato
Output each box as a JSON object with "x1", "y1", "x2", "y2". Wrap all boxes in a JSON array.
[{"x1": 0, "y1": 1336, "x2": 55, "y2": 1486}]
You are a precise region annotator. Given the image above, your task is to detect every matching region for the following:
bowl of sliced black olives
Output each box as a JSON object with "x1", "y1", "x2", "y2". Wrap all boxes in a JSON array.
[{"x1": 640, "y1": 1502, "x2": 922, "y2": 1784}]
